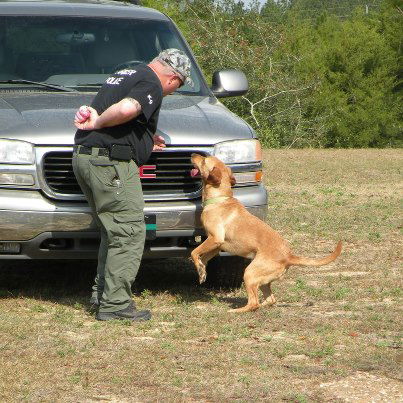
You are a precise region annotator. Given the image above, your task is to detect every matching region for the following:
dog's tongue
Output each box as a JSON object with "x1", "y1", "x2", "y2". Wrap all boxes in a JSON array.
[{"x1": 190, "y1": 168, "x2": 199, "y2": 177}]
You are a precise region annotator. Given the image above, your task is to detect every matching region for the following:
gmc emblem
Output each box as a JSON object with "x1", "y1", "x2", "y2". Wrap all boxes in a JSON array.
[{"x1": 139, "y1": 165, "x2": 156, "y2": 179}]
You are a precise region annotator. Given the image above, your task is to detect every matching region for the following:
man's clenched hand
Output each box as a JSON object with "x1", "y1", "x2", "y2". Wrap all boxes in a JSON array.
[{"x1": 74, "y1": 106, "x2": 99, "y2": 130}]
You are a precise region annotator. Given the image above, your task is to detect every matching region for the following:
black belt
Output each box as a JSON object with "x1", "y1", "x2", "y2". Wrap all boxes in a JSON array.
[
  {"x1": 73, "y1": 145, "x2": 137, "y2": 164},
  {"x1": 73, "y1": 145, "x2": 109, "y2": 157}
]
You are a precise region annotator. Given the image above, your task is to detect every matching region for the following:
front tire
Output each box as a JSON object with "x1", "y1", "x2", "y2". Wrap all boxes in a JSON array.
[{"x1": 204, "y1": 256, "x2": 248, "y2": 290}]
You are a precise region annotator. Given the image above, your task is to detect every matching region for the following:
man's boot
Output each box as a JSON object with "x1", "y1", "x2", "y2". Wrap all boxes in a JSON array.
[{"x1": 96, "y1": 301, "x2": 151, "y2": 321}]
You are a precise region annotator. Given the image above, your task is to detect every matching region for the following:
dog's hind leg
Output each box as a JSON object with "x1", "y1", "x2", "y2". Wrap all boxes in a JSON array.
[
  {"x1": 229, "y1": 259, "x2": 283, "y2": 313},
  {"x1": 260, "y1": 283, "x2": 276, "y2": 307},
  {"x1": 228, "y1": 261, "x2": 261, "y2": 313}
]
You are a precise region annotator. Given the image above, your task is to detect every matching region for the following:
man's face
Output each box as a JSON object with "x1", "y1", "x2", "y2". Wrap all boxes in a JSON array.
[{"x1": 161, "y1": 74, "x2": 183, "y2": 96}]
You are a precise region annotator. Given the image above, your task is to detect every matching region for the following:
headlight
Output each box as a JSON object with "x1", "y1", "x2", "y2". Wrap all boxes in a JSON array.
[
  {"x1": 0, "y1": 139, "x2": 35, "y2": 164},
  {"x1": 213, "y1": 139, "x2": 262, "y2": 164}
]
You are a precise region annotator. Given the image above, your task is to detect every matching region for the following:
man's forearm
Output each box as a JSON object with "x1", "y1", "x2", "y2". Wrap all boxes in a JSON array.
[{"x1": 96, "y1": 98, "x2": 142, "y2": 129}]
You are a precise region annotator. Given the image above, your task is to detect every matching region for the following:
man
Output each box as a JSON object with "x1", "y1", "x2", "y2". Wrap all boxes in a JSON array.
[{"x1": 73, "y1": 49, "x2": 193, "y2": 321}]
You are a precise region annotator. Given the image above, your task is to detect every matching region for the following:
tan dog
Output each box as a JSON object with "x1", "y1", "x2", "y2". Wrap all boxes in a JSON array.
[{"x1": 190, "y1": 153, "x2": 342, "y2": 313}]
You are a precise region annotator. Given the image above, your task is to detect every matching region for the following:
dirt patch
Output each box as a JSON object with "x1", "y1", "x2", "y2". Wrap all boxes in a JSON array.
[
  {"x1": 311, "y1": 309, "x2": 362, "y2": 318},
  {"x1": 130, "y1": 336, "x2": 156, "y2": 342},
  {"x1": 83, "y1": 396, "x2": 133, "y2": 403},
  {"x1": 63, "y1": 330, "x2": 91, "y2": 342},
  {"x1": 283, "y1": 354, "x2": 310, "y2": 364},
  {"x1": 311, "y1": 271, "x2": 370, "y2": 277},
  {"x1": 319, "y1": 372, "x2": 403, "y2": 402}
]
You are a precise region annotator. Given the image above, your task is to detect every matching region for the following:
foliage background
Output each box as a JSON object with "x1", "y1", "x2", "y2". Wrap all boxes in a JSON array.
[{"x1": 140, "y1": 0, "x2": 401, "y2": 148}]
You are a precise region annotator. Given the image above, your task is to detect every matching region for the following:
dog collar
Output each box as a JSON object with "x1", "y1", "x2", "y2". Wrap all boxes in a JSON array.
[{"x1": 202, "y1": 196, "x2": 230, "y2": 207}]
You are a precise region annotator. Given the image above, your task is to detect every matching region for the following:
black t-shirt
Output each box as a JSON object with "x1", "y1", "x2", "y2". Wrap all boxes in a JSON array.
[{"x1": 74, "y1": 65, "x2": 163, "y2": 165}]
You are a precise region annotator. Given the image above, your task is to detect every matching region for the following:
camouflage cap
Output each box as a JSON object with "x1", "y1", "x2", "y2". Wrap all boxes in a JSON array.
[{"x1": 157, "y1": 48, "x2": 194, "y2": 87}]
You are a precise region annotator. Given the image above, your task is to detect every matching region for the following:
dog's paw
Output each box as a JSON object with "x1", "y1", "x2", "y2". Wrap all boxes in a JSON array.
[
  {"x1": 261, "y1": 294, "x2": 276, "y2": 307},
  {"x1": 228, "y1": 304, "x2": 260, "y2": 313},
  {"x1": 198, "y1": 271, "x2": 207, "y2": 284},
  {"x1": 197, "y1": 260, "x2": 207, "y2": 284}
]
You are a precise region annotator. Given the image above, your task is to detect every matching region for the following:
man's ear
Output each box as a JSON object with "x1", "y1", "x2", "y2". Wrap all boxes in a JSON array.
[{"x1": 207, "y1": 166, "x2": 222, "y2": 186}]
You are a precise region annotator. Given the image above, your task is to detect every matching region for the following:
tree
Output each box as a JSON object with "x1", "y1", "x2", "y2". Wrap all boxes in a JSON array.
[
  {"x1": 285, "y1": 12, "x2": 400, "y2": 146},
  {"x1": 137, "y1": 0, "x2": 402, "y2": 147}
]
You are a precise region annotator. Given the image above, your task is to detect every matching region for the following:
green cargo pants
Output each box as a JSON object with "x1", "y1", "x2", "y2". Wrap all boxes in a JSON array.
[{"x1": 72, "y1": 147, "x2": 146, "y2": 313}]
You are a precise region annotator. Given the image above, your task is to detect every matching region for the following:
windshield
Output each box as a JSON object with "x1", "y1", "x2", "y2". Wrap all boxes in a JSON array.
[{"x1": 0, "y1": 16, "x2": 208, "y2": 95}]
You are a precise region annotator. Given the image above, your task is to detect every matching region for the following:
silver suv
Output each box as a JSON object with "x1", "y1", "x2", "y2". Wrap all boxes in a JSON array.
[{"x1": 0, "y1": 0, "x2": 267, "y2": 288}]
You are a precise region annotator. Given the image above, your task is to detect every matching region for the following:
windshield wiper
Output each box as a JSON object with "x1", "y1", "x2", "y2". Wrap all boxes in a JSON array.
[
  {"x1": 0, "y1": 80, "x2": 77, "y2": 92},
  {"x1": 73, "y1": 84, "x2": 103, "y2": 88}
]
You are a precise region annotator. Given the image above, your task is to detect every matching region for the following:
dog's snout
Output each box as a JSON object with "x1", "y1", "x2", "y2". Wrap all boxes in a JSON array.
[{"x1": 191, "y1": 154, "x2": 205, "y2": 168}]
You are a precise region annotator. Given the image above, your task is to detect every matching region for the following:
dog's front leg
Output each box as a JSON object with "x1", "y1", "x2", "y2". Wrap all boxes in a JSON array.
[{"x1": 191, "y1": 236, "x2": 223, "y2": 284}]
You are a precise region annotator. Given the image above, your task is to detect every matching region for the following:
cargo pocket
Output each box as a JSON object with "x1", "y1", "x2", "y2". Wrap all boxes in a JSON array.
[
  {"x1": 111, "y1": 211, "x2": 146, "y2": 242},
  {"x1": 89, "y1": 159, "x2": 125, "y2": 213}
]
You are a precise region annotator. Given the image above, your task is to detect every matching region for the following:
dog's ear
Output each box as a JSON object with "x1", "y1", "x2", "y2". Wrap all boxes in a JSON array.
[
  {"x1": 227, "y1": 167, "x2": 236, "y2": 186},
  {"x1": 230, "y1": 174, "x2": 236, "y2": 186},
  {"x1": 207, "y1": 166, "x2": 222, "y2": 186}
]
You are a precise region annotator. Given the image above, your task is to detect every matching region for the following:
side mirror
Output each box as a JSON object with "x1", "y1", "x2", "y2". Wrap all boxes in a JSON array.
[{"x1": 211, "y1": 69, "x2": 248, "y2": 98}]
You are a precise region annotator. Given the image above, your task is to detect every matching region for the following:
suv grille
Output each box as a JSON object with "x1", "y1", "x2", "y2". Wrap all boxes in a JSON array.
[{"x1": 43, "y1": 151, "x2": 202, "y2": 198}]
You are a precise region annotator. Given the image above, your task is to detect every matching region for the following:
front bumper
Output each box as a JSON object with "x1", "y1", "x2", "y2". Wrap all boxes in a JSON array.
[{"x1": 0, "y1": 185, "x2": 268, "y2": 259}]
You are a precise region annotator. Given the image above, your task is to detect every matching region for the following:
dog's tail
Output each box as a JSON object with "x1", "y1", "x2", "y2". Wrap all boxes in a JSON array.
[{"x1": 287, "y1": 241, "x2": 342, "y2": 267}]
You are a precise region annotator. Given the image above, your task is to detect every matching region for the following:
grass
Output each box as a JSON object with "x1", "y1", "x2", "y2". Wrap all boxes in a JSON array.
[{"x1": 0, "y1": 149, "x2": 402, "y2": 402}]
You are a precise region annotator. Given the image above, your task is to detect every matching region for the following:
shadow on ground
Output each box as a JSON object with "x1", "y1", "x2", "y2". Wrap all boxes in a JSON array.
[{"x1": 0, "y1": 258, "x2": 236, "y2": 308}]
